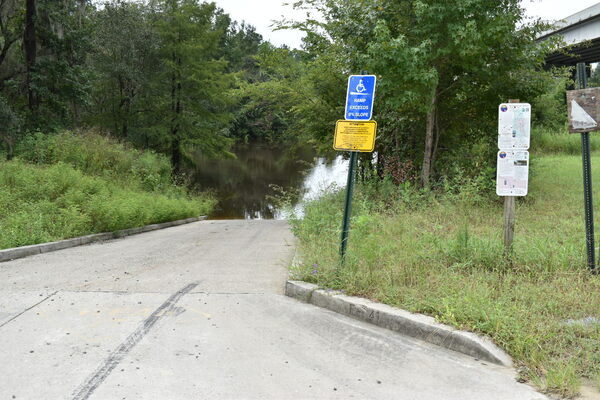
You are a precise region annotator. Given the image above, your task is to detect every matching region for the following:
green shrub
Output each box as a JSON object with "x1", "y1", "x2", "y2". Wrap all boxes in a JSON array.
[
  {"x1": 16, "y1": 131, "x2": 173, "y2": 191},
  {"x1": 0, "y1": 160, "x2": 214, "y2": 249}
]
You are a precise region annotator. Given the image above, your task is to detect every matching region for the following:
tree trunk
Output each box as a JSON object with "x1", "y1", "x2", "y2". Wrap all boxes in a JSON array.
[
  {"x1": 175, "y1": 77, "x2": 182, "y2": 168},
  {"x1": 5, "y1": 139, "x2": 14, "y2": 161},
  {"x1": 376, "y1": 150, "x2": 384, "y2": 180},
  {"x1": 431, "y1": 108, "x2": 441, "y2": 171},
  {"x1": 170, "y1": 70, "x2": 179, "y2": 173},
  {"x1": 169, "y1": 0, "x2": 182, "y2": 175},
  {"x1": 170, "y1": 56, "x2": 183, "y2": 175},
  {"x1": 121, "y1": 121, "x2": 128, "y2": 139},
  {"x1": 24, "y1": 0, "x2": 38, "y2": 112},
  {"x1": 171, "y1": 135, "x2": 180, "y2": 173},
  {"x1": 420, "y1": 87, "x2": 438, "y2": 188}
]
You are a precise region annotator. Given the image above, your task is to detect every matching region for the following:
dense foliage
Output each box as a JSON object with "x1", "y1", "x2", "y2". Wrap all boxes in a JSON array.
[
  {"x1": 284, "y1": 0, "x2": 567, "y2": 187},
  {"x1": 0, "y1": 0, "x2": 287, "y2": 170},
  {"x1": 0, "y1": 131, "x2": 214, "y2": 249},
  {"x1": 1, "y1": 0, "x2": 567, "y2": 186}
]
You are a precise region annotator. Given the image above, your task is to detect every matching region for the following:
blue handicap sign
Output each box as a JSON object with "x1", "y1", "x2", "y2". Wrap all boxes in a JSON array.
[{"x1": 345, "y1": 75, "x2": 377, "y2": 120}]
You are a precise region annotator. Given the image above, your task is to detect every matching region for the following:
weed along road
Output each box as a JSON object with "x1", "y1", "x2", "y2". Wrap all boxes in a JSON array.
[{"x1": 0, "y1": 220, "x2": 546, "y2": 400}]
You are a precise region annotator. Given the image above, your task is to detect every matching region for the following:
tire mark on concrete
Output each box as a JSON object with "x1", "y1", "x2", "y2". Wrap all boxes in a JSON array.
[
  {"x1": 0, "y1": 291, "x2": 58, "y2": 329},
  {"x1": 72, "y1": 282, "x2": 199, "y2": 400}
]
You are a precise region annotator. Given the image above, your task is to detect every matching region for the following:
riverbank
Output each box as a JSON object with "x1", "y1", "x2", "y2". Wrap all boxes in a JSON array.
[
  {"x1": 290, "y1": 152, "x2": 600, "y2": 398},
  {"x1": 0, "y1": 132, "x2": 214, "y2": 250}
]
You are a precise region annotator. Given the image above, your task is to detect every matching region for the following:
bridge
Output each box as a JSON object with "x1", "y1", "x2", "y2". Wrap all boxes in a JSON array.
[{"x1": 539, "y1": 3, "x2": 600, "y2": 67}]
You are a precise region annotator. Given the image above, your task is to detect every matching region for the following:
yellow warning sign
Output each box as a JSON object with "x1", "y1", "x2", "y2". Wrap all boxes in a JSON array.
[{"x1": 333, "y1": 120, "x2": 377, "y2": 152}]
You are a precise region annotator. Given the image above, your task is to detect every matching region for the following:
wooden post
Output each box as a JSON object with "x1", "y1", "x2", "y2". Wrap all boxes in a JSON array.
[
  {"x1": 503, "y1": 99, "x2": 520, "y2": 256},
  {"x1": 503, "y1": 196, "x2": 516, "y2": 254}
]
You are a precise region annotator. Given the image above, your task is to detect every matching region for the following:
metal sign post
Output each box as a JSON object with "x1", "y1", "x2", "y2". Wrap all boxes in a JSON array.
[
  {"x1": 340, "y1": 151, "x2": 358, "y2": 259},
  {"x1": 338, "y1": 73, "x2": 378, "y2": 262},
  {"x1": 572, "y1": 62, "x2": 597, "y2": 273}
]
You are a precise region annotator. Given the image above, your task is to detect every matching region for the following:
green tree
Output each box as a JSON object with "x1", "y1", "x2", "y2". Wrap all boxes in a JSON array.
[
  {"x1": 0, "y1": 0, "x2": 21, "y2": 79},
  {"x1": 0, "y1": 0, "x2": 91, "y2": 132},
  {"x1": 228, "y1": 43, "x2": 309, "y2": 143},
  {"x1": 32, "y1": 0, "x2": 92, "y2": 128},
  {"x1": 289, "y1": 0, "x2": 561, "y2": 187},
  {"x1": 151, "y1": 0, "x2": 235, "y2": 173},
  {"x1": 88, "y1": 0, "x2": 159, "y2": 144},
  {"x1": 222, "y1": 22, "x2": 263, "y2": 78},
  {"x1": 0, "y1": 0, "x2": 24, "y2": 113}
]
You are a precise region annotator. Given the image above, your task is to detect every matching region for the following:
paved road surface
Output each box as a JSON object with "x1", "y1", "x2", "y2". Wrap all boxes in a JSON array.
[{"x1": 0, "y1": 220, "x2": 547, "y2": 400}]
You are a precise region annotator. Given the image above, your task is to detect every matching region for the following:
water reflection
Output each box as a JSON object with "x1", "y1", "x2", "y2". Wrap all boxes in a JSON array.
[
  {"x1": 190, "y1": 144, "x2": 348, "y2": 220},
  {"x1": 282, "y1": 156, "x2": 349, "y2": 219}
]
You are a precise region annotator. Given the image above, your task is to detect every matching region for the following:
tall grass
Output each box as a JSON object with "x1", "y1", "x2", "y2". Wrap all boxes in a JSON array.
[
  {"x1": 0, "y1": 132, "x2": 215, "y2": 249},
  {"x1": 290, "y1": 154, "x2": 600, "y2": 398},
  {"x1": 533, "y1": 126, "x2": 600, "y2": 155},
  {"x1": 16, "y1": 131, "x2": 174, "y2": 192}
]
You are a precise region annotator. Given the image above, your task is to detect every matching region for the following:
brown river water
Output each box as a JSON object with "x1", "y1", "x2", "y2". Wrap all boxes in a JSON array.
[{"x1": 190, "y1": 144, "x2": 349, "y2": 220}]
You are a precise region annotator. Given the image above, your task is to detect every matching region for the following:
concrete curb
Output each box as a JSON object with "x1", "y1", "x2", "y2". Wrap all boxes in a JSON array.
[
  {"x1": 285, "y1": 280, "x2": 513, "y2": 367},
  {"x1": 0, "y1": 216, "x2": 208, "y2": 263}
]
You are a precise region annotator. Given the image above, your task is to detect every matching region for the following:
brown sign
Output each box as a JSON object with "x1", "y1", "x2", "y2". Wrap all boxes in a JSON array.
[{"x1": 567, "y1": 88, "x2": 600, "y2": 133}]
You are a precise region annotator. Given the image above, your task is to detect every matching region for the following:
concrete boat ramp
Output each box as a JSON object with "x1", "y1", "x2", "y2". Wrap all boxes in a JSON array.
[{"x1": 0, "y1": 220, "x2": 546, "y2": 399}]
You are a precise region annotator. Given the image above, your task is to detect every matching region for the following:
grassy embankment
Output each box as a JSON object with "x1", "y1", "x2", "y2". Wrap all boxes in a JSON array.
[
  {"x1": 0, "y1": 132, "x2": 215, "y2": 250},
  {"x1": 290, "y1": 128, "x2": 600, "y2": 398}
]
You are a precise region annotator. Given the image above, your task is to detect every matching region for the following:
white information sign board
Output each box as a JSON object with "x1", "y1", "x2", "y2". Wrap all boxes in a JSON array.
[
  {"x1": 498, "y1": 103, "x2": 531, "y2": 150},
  {"x1": 496, "y1": 151, "x2": 529, "y2": 196}
]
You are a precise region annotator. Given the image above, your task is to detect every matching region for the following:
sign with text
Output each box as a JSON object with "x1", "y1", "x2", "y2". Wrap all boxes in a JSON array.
[
  {"x1": 567, "y1": 88, "x2": 600, "y2": 133},
  {"x1": 498, "y1": 103, "x2": 531, "y2": 149},
  {"x1": 345, "y1": 75, "x2": 376, "y2": 120},
  {"x1": 333, "y1": 120, "x2": 377, "y2": 152},
  {"x1": 496, "y1": 151, "x2": 529, "y2": 196}
]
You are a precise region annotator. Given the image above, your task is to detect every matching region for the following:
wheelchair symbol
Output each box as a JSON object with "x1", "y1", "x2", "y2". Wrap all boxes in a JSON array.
[{"x1": 356, "y1": 80, "x2": 367, "y2": 93}]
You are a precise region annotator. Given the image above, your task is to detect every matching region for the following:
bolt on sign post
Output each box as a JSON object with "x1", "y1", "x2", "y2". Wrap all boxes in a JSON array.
[
  {"x1": 566, "y1": 62, "x2": 599, "y2": 274},
  {"x1": 497, "y1": 100, "x2": 531, "y2": 255},
  {"x1": 336, "y1": 74, "x2": 377, "y2": 262}
]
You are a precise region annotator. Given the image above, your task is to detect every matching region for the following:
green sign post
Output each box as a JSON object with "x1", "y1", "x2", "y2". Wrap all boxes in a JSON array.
[
  {"x1": 578, "y1": 63, "x2": 596, "y2": 273},
  {"x1": 568, "y1": 62, "x2": 598, "y2": 273},
  {"x1": 340, "y1": 151, "x2": 358, "y2": 260},
  {"x1": 336, "y1": 73, "x2": 378, "y2": 262}
]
